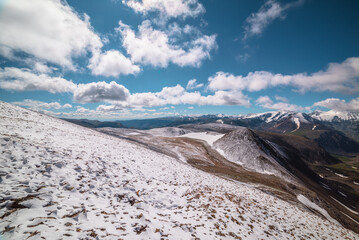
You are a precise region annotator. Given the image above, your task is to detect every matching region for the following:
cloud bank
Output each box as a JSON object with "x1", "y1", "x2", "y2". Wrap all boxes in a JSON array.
[{"x1": 208, "y1": 57, "x2": 359, "y2": 94}]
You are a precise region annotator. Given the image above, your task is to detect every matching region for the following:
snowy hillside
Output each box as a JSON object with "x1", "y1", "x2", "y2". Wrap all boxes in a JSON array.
[
  {"x1": 310, "y1": 110, "x2": 359, "y2": 122},
  {"x1": 212, "y1": 128, "x2": 296, "y2": 182},
  {"x1": 0, "y1": 101, "x2": 358, "y2": 239}
]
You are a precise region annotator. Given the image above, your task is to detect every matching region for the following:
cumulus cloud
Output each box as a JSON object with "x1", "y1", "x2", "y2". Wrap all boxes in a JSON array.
[
  {"x1": 12, "y1": 99, "x2": 72, "y2": 110},
  {"x1": 117, "y1": 20, "x2": 217, "y2": 68},
  {"x1": 313, "y1": 98, "x2": 359, "y2": 112},
  {"x1": 243, "y1": 0, "x2": 303, "y2": 40},
  {"x1": 186, "y1": 79, "x2": 203, "y2": 90},
  {"x1": 256, "y1": 96, "x2": 308, "y2": 111},
  {"x1": 208, "y1": 57, "x2": 359, "y2": 94},
  {"x1": 88, "y1": 50, "x2": 141, "y2": 77},
  {"x1": 122, "y1": 0, "x2": 205, "y2": 18},
  {"x1": 0, "y1": 67, "x2": 77, "y2": 93},
  {"x1": 73, "y1": 81, "x2": 130, "y2": 104},
  {"x1": 0, "y1": 0, "x2": 103, "y2": 70}
]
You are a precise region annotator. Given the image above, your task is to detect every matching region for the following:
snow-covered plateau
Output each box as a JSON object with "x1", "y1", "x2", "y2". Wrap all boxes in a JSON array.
[{"x1": 0, "y1": 102, "x2": 358, "y2": 239}]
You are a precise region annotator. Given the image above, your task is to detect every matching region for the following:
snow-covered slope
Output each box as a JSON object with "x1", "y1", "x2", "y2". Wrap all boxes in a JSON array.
[
  {"x1": 212, "y1": 128, "x2": 296, "y2": 182},
  {"x1": 310, "y1": 110, "x2": 359, "y2": 122},
  {"x1": 145, "y1": 127, "x2": 191, "y2": 137},
  {"x1": 0, "y1": 102, "x2": 357, "y2": 239},
  {"x1": 180, "y1": 132, "x2": 224, "y2": 146}
]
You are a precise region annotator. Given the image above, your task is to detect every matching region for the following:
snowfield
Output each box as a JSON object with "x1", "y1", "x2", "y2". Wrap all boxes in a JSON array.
[
  {"x1": 180, "y1": 132, "x2": 225, "y2": 146},
  {"x1": 0, "y1": 102, "x2": 358, "y2": 239}
]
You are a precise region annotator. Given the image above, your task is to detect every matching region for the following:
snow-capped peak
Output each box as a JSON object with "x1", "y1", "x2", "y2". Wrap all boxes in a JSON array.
[
  {"x1": 310, "y1": 110, "x2": 359, "y2": 122},
  {"x1": 239, "y1": 110, "x2": 310, "y2": 123}
]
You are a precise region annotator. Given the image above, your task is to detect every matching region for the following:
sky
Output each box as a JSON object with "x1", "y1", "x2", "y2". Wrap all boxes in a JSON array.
[{"x1": 0, "y1": 0, "x2": 358, "y2": 120}]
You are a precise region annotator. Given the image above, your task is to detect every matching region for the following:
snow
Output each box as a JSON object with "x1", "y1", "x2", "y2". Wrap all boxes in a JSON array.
[
  {"x1": 213, "y1": 129, "x2": 297, "y2": 183},
  {"x1": 320, "y1": 182, "x2": 331, "y2": 190},
  {"x1": 240, "y1": 111, "x2": 311, "y2": 125},
  {"x1": 342, "y1": 211, "x2": 359, "y2": 225},
  {"x1": 146, "y1": 127, "x2": 191, "y2": 137},
  {"x1": 291, "y1": 118, "x2": 300, "y2": 132},
  {"x1": 0, "y1": 101, "x2": 358, "y2": 239},
  {"x1": 330, "y1": 197, "x2": 359, "y2": 215},
  {"x1": 335, "y1": 173, "x2": 349, "y2": 179},
  {"x1": 338, "y1": 191, "x2": 347, "y2": 197},
  {"x1": 354, "y1": 181, "x2": 359, "y2": 186},
  {"x1": 180, "y1": 132, "x2": 225, "y2": 146},
  {"x1": 297, "y1": 194, "x2": 340, "y2": 225},
  {"x1": 312, "y1": 125, "x2": 317, "y2": 130}
]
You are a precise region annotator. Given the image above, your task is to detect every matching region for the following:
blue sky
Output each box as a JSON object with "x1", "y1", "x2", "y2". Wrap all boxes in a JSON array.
[{"x1": 0, "y1": 0, "x2": 358, "y2": 120}]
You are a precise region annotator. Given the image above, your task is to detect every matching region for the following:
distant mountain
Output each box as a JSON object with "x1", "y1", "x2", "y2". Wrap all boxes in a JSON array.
[
  {"x1": 309, "y1": 110, "x2": 359, "y2": 142},
  {"x1": 310, "y1": 110, "x2": 359, "y2": 122},
  {"x1": 237, "y1": 111, "x2": 318, "y2": 133},
  {"x1": 236, "y1": 110, "x2": 359, "y2": 155},
  {"x1": 63, "y1": 110, "x2": 359, "y2": 155}
]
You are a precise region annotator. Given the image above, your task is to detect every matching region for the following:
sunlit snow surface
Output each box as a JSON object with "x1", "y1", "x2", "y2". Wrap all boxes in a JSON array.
[
  {"x1": 0, "y1": 102, "x2": 358, "y2": 239},
  {"x1": 180, "y1": 132, "x2": 225, "y2": 146}
]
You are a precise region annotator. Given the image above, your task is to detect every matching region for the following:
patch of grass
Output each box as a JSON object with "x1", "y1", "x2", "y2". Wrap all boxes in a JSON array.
[
  {"x1": 328, "y1": 163, "x2": 359, "y2": 174},
  {"x1": 331, "y1": 154, "x2": 354, "y2": 162}
]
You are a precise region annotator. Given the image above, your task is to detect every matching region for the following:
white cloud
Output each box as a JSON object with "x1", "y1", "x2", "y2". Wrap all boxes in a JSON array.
[
  {"x1": 256, "y1": 96, "x2": 308, "y2": 111},
  {"x1": 0, "y1": 0, "x2": 103, "y2": 70},
  {"x1": 117, "y1": 20, "x2": 217, "y2": 68},
  {"x1": 173, "y1": 35, "x2": 217, "y2": 67},
  {"x1": 81, "y1": 83, "x2": 250, "y2": 108},
  {"x1": 128, "y1": 85, "x2": 250, "y2": 107},
  {"x1": 208, "y1": 71, "x2": 287, "y2": 92},
  {"x1": 0, "y1": 67, "x2": 77, "y2": 93},
  {"x1": 243, "y1": 0, "x2": 303, "y2": 40},
  {"x1": 88, "y1": 50, "x2": 141, "y2": 77},
  {"x1": 275, "y1": 95, "x2": 288, "y2": 102},
  {"x1": 186, "y1": 79, "x2": 203, "y2": 90},
  {"x1": 33, "y1": 62, "x2": 53, "y2": 74},
  {"x1": 13, "y1": 99, "x2": 72, "y2": 110},
  {"x1": 313, "y1": 98, "x2": 359, "y2": 112},
  {"x1": 122, "y1": 0, "x2": 205, "y2": 18},
  {"x1": 208, "y1": 57, "x2": 359, "y2": 94},
  {"x1": 96, "y1": 104, "x2": 125, "y2": 112},
  {"x1": 188, "y1": 106, "x2": 194, "y2": 109},
  {"x1": 75, "y1": 106, "x2": 94, "y2": 113},
  {"x1": 73, "y1": 81, "x2": 130, "y2": 104},
  {"x1": 63, "y1": 104, "x2": 73, "y2": 108},
  {"x1": 199, "y1": 91, "x2": 250, "y2": 107}
]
